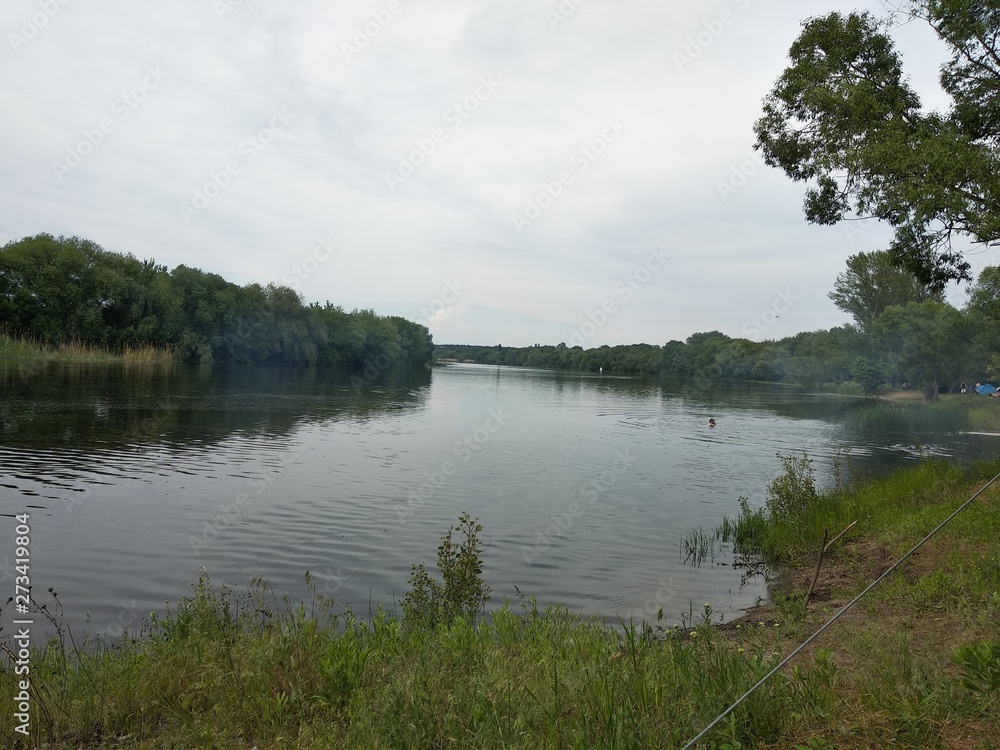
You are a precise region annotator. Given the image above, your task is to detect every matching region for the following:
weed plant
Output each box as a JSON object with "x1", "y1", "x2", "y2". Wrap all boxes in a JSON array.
[{"x1": 0, "y1": 331, "x2": 172, "y2": 365}]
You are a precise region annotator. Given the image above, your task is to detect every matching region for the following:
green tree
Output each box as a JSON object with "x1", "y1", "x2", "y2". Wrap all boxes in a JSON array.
[
  {"x1": 869, "y1": 300, "x2": 968, "y2": 400},
  {"x1": 850, "y1": 356, "x2": 885, "y2": 395},
  {"x1": 966, "y1": 265, "x2": 1000, "y2": 319},
  {"x1": 829, "y1": 250, "x2": 944, "y2": 330},
  {"x1": 754, "y1": 6, "x2": 1000, "y2": 290},
  {"x1": 964, "y1": 265, "x2": 1000, "y2": 380},
  {"x1": 1, "y1": 233, "x2": 433, "y2": 370}
]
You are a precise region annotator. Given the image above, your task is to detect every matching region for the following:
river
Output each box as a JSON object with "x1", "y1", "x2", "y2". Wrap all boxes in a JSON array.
[{"x1": 1, "y1": 360, "x2": 996, "y2": 638}]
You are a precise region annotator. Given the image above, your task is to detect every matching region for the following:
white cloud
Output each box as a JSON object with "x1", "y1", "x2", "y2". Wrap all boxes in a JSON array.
[{"x1": 0, "y1": 0, "x2": 960, "y2": 346}]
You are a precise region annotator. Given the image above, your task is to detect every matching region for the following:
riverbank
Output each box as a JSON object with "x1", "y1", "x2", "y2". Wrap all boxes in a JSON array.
[
  {"x1": 0, "y1": 332, "x2": 173, "y2": 365},
  {"x1": 1, "y1": 459, "x2": 998, "y2": 748},
  {"x1": 846, "y1": 390, "x2": 1000, "y2": 433}
]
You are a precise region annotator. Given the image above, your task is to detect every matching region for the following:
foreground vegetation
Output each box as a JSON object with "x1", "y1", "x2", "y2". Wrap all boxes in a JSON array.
[{"x1": 2, "y1": 459, "x2": 999, "y2": 748}]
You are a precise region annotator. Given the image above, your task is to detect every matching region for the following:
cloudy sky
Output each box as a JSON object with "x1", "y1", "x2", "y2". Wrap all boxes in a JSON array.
[{"x1": 1, "y1": 0, "x2": 987, "y2": 347}]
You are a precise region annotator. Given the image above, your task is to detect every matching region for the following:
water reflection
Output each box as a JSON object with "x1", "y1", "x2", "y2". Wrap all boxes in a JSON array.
[
  {"x1": 0, "y1": 361, "x2": 431, "y2": 451},
  {"x1": 1, "y1": 361, "x2": 998, "y2": 639}
]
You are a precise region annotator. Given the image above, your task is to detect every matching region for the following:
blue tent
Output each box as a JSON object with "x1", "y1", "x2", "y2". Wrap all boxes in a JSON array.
[{"x1": 976, "y1": 383, "x2": 997, "y2": 394}]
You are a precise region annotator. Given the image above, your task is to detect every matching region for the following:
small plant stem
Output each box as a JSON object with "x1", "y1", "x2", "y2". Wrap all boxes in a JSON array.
[
  {"x1": 806, "y1": 528, "x2": 829, "y2": 607},
  {"x1": 825, "y1": 519, "x2": 858, "y2": 549},
  {"x1": 806, "y1": 520, "x2": 858, "y2": 607}
]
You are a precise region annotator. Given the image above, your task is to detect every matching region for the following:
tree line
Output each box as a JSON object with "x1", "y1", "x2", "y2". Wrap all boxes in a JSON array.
[
  {"x1": 437, "y1": 251, "x2": 1000, "y2": 400},
  {"x1": 0, "y1": 234, "x2": 433, "y2": 369}
]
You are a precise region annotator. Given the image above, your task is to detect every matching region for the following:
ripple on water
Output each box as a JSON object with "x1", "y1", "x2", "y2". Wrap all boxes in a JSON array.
[{"x1": 4, "y1": 365, "x2": 996, "y2": 637}]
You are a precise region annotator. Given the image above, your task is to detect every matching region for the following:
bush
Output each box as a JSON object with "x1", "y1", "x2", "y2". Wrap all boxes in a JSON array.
[
  {"x1": 766, "y1": 452, "x2": 818, "y2": 520},
  {"x1": 401, "y1": 513, "x2": 491, "y2": 628}
]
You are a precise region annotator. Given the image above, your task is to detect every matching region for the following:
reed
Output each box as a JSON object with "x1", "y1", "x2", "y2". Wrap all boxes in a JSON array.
[{"x1": 0, "y1": 332, "x2": 173, "y2": 366}]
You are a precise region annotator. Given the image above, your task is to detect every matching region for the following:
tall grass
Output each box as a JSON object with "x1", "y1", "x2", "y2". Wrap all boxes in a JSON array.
[
  {"x1": 0, "y1": 332, "x2": 172, "y2": 365},
  {"x1": 0, "y1": 576, "x2": 811, "y2": 749},
  {"x1": 846, "y1": 399, "x2": 971, "y2": 433},
  {"x1": 844, "y1": 393, "x2": 1000, "y2": 434}
]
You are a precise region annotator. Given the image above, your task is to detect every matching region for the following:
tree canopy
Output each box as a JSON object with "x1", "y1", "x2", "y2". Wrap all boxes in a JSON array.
[
  {"x1": 828, "y1": 249, "x2": 943, "y2": 330},
  {"x1": 0, "y1": 234, "x2": 432, "y2": 369},
  {"x1": 754, "y1": 3, "x2": 1000, "y2": 290}
]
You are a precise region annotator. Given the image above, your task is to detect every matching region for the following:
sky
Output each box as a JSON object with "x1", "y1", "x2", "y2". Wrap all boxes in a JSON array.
[{"x1": 2, "y1": 0, "x2": 993, "y2": 347}]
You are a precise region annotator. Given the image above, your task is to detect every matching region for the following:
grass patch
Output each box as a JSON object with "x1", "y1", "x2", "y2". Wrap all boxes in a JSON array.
[
  {"x1": 3, "y1": 461, "x2": 1000, "y2": 748},
  {"x1": 845, "y1": 393, "x2": 1000, "y2": 434},
  {"x1": 846, "y1": 399, "x2": 971, "y2": 434},
  {"x1": 0, "y1": 332, "x2": 173, "y2": 365}
]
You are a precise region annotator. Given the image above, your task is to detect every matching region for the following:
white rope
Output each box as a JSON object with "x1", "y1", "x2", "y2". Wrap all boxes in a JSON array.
[{"x1": 681, "y1": 468, "x2": 1000, "y2": 750}]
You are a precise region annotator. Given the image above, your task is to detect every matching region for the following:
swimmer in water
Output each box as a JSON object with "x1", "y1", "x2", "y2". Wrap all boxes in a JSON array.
[{"x1": 708, "y1": 418, "x2": 716, "y2": 427}]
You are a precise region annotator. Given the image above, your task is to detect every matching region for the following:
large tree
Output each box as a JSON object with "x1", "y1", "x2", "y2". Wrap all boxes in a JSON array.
[
  {"x1": 869, "y1": 300, "x2": 969, "y2": 400},
  {"x1": 964, "y1": 264, "x2": 1000, "y2": 379},
  {"x1": 829, "y1": 249, "x2": 944, "y2": 330},
  {"x1": 754, "y1": 4, "x2": 1000, "y2": 290}
]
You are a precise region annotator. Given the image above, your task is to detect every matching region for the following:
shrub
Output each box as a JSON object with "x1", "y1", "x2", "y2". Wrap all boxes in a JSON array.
[
  {"x1": 401, "y1": 513, "x2": 491, "y2": 628},
  {"x1": 766, "y1": 452, "x2": 818, "y2": 520}
]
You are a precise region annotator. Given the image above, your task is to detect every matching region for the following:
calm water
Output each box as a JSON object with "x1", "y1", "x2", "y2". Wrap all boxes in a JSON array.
[{"x1": 1, "y1": 361, "x2": 997, "y2": 638}]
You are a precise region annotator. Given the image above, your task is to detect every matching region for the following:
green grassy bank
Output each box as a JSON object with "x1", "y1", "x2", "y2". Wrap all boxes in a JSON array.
[
  {"x1": 0, "y1": 332, "x2": 173, "y2": 365},
  {"x1": 845, "y1": 391, "x2": 1000, "y2": 434},
  {"x1": 2, "y1": 460, "x2": 999, "y2": 748}
]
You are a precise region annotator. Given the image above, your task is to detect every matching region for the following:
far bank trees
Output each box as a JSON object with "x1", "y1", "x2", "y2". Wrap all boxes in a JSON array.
[{"x1": 0, "y1": 234, "x2": 432, "y2": 369}]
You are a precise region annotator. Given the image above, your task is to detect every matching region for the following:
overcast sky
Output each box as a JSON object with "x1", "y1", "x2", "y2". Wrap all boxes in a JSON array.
[{"x1": 1, "y1": 0, "x2": 991, "y2": 347}]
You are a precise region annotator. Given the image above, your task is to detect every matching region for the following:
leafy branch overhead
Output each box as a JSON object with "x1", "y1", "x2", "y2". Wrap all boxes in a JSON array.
[{"x1": 754, "y1": 3, "x2": 1000, "y2": 290}]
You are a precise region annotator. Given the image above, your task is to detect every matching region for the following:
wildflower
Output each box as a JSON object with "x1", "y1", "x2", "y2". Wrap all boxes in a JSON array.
[{"x1": 690, "y1": 631, "x2": 698, "y2": 638}]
